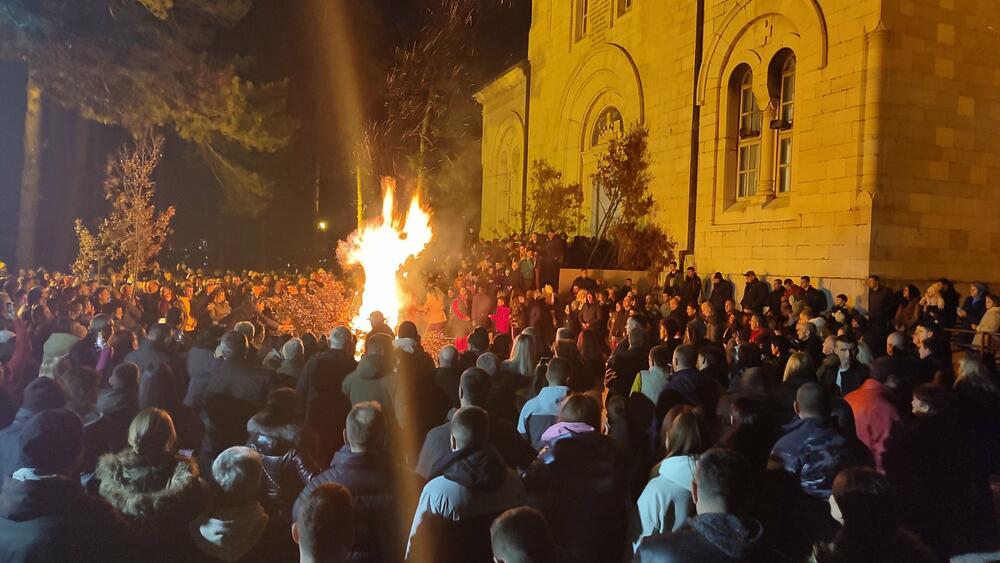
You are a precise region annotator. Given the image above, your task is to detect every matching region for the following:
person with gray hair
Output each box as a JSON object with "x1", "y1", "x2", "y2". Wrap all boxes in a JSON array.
[
  {"x1": 297, "y1": 326, "x2": 358, "y2": 463},
  {"x1": 184, "y1": 446, "x2": 296, "y2": 562}
]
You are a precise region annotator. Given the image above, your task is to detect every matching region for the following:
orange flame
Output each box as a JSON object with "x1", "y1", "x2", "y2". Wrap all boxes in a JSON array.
[{"x1": 341, "y1": 178, "x2": 432, "y2": 331}]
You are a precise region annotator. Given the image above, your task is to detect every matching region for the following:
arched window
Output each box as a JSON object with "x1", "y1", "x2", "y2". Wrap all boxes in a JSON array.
[
  {"x1": 591, "y1": 106, "x2": 623, "y2": 147},
  {"x1": 775, "y1": 55, "x2": 796, "y2": 193},
  {"x1": 736, "y1": 69, "x2": 761, "y2": 198}
]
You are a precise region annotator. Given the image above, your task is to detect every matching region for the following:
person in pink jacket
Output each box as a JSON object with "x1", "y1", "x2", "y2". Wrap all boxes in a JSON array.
[{"x1": 490, "y1": 295, "x2": 512, "y2": 337}]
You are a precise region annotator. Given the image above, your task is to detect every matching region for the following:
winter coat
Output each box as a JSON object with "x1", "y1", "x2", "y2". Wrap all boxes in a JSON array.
[
  {"x1": 631, "y1": 367, "x2": 670, "y2": 406},
  {"x1": 178, "y1": 501, "x2": 296, "y2": 563},
  {"x1": 244, "y1": 418, "x2": 316, "y2": 522},
  {"x1": 819, "y1": 361, "x2": 869, "y2": 396},
  {"x1": 524, "y1": 431, "x2": 629, "y2": 563},
  {"x1": 804, "y1": 286, "x2": 828, "y2": 315},
  {"x1": 771, "y1": 417, "x2": 873, "y2": 498},
  {"x1": 95, "y1": 450, "x2": 204, "y2": 537},
  {"x1": 296, "y1": 348, "x2": 356, "y2": 462},
  {"x1": 844, "y1": 379, "x2": 904, "y2": 473},
  {"x1": 635, "y1": 513, "x2": 770, "y2": 562},
  {"x1": 659, "y1": 368, "x2": 719, "y2": 414},
  {"x1": 973, "y1": 306, "x2": 1000, "y2": 352},
  {"x1": 295, "y1": 448, "x2": 419, "y2": 563},
  {"x1": 394, "y1": 339, "x2": 448, "y2": 449},
  {"x1": 96, "y1": 385, "x2": 140, "y2": 453},
  {"x1": 517, "y1": 385, "x2": 568, "y2": 450},
  {"x1": 741, "y1": 280, "x2": 769, "y2": 313},
  {"x1": 433, "y1": 366, "x2": 462, "y2": 409},
  {"x1": 341, "y1": 356, "x2": 399, "y2": 426},
  {"x1": 635, "y1": 455, "x2": 697, "y2": 544},
  {"x1": 408, "y1": 446, "x2": 526, "y2": 558},
  {"x1": 198, "y1": 359, "x2": 278, "y2": 462},
  {"x1": 0, "y1": 474, "x2": 141, "y2": 562},
  {"x1": 416, "y1": 409, "x2": 535, "y2": 479},
  {"x1": 0, "y1": 408, "x2": 38, "y2": 478},
  {"x1": 710, "y1": 280, "x2": 735, "y2": 313}
]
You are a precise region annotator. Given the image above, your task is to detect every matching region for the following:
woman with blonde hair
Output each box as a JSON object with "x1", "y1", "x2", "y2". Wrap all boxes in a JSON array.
[
  {"x1": 95, "y1": 408, "x2": 204, "y2": 537},
  {"x1": 780, "y1": 351, "x2": 817, "y2": 422},
  {"x1": 505, "y1": 333, "x2": 536, "y2": 382}
]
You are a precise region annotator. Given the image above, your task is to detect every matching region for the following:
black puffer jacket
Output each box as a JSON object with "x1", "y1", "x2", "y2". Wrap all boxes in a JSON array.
[
  {"x1": 636, "y1": 513, "x2": 770, "y2": 562},
  {"x1": 244, "y1": 419, "x2": 316, "y2": 522},
  {"x1": 524, "y1": 432, "x2": 628, "y2": 563},
  {"x1": 294, "y1": 447, "x2": 419, "y2": 563}
]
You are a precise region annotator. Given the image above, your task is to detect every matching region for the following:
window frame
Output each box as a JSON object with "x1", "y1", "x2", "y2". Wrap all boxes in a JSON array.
[
  {"x1": 776, "y1": 55, "x2": 796, "y2": 194},
  {"x1": 736, "y1": 70, "x2": 761, "y2": 199},
  {"x1": 576, "y1": 0, "x2": 590, "y2": 41}
]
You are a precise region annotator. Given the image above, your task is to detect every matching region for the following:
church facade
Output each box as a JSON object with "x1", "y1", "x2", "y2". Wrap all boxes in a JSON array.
[{"x1": 475, "y1": 0, "x2": 1000, "y2": 300}]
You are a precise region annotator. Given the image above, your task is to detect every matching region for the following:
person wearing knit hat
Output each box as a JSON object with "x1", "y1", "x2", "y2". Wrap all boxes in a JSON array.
[
  {"x1": 0, "y1": 409, "x2": 141, "y2": 562},
  {"x1": 39, "y1": 331, "x2": 80, "y2": 379},
  {"x1": 0, "y1": 377, "x2": 67, "y2": 478}
]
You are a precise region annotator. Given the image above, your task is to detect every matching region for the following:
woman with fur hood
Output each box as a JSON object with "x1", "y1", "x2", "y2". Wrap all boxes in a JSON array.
[{"x1": 95, "y1": 408, "x2": 204, "y2": 539}]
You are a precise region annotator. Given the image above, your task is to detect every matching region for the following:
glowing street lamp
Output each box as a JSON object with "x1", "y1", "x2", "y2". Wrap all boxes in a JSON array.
[{"x1": 317, "y1": 220, "x2": 328, "y2": 232}]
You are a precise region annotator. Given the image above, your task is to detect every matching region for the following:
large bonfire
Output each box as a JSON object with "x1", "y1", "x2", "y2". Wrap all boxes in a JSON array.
[{"x1": 338, "y1": 178, "x2": 433, "y2": 331}]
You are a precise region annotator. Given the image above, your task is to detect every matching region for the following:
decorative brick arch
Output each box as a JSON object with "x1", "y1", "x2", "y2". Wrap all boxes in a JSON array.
[
  {"x1": 697, "y1": 0, "x2": 827, "y2": 105},
  {"x1": 553, "y1": 43, "x2": 645, "y2": 162}
]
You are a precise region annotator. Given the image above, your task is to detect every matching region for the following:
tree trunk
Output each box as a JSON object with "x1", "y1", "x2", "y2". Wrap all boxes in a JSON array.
[
  {"x1": 16, "y1": 70, "x2": 43, "y2": 269},
  {"x1": 415, "y1": 98, "x2": 432, "y2": 200}
]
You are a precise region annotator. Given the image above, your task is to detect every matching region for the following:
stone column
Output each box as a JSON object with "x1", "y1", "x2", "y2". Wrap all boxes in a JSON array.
[
  {"x1": 757, "y1": 102, "x2": 777, "y2": 200},
  {"x1": 861, "y1": 20, "x2": 889, "y2": 198}
]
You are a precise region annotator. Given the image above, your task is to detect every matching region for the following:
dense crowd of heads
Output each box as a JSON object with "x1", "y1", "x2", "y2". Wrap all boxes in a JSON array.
[{"x1": 0, "y1": 238, "x2": 997, "y2": 562}]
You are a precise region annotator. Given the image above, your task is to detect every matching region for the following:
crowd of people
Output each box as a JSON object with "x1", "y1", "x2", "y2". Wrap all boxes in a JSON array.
[{"x1": 0, "y1": 235, "x2": 998, "y2": 562}]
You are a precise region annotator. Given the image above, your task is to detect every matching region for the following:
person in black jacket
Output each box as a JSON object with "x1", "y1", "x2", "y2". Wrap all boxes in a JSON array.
[
  {"x1": 245, "y1": 388, "x2": 317, "y2": 523},
  {"x1": 0, "y1": 409, "x2": 141, "y2": 562},
  {"x1": 294, "y1": 402, "x2": 420, "y2": 563},
  {"x1": 635, "y1": 448, "x2": 772, "y2": 562},
  {"x1": 818, "y1": 336, "x2": 869, "y2": 396},
  {"x1": 740, "y1": 271, "x2": 769, "y2": 314},
  {"x1": 524, "y1": 394, "x2": 628, "y2": 563},
  {"x1": 297, "y1": 326, "x2": 357, "y2": 463},
  {"x1": 0, "y1": 376, "x2": 67, "y2": 479},
  {"x1": 708, "y1": 273, "x2": 733, "y2": 312},
  {"x1": 801, "y1": 276, "x2": 828, "y2": 315},
  {"x1": 293, "y1": 483, "x2": 355, "y2": 563}
]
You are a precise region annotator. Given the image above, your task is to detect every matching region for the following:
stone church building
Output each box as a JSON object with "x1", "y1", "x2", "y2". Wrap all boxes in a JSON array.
[{"x1": 475, "y1": 0, "x2": 1000, "y2": 300}]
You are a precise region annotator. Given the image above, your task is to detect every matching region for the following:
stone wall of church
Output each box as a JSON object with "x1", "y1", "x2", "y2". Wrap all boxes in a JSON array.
[
  {"x1": 476, "y1": 64, "x2": 528, "y2": 238},
  {"x1": 523, "y1": 0, "x2": 699, "y2": 238},
  {"x1": 871, "y1": 0, "x2": 1000, "y2": 288},
  {"x1": 693, "y1": 0, "x2": 881, "y2": 304}
]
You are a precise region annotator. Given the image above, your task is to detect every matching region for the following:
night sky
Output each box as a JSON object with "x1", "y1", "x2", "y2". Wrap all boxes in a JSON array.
[{"x1": 0, "y1": 0, "x2": 529, "y2": 270}]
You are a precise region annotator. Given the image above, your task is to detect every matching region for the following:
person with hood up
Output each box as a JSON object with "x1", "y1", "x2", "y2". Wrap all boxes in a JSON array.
[
  {"x1": 0, "y1": 376, "x2": 67, "y2": 479},
  {"x1": 0, "y1": 409, "x2": 141, "y2": 562},
  {"x1": 244, "y1": 388, "x2": 317, "y2": 523},
  {"x1": 95, "y1": 408, "x2": 204, "y2": 541},
  {"x1": 181, "y1": 446, "x2": 296, "y2": 563},
  {"x1": 341, "y1": 333, "x2": 399, "y2": 428},
  {"x1": 407, "y1": 406, "x2": 526, "y2": 559},
  {"x1": 635, "y1": 448, "x2": 771, "y2": 562},
  {"x1": 275, "y1": 337, "x2": 304, "y2": 388}
]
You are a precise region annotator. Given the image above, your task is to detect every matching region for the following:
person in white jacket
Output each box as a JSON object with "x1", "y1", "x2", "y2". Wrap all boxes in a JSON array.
[
  {"x1": 407, "y1": 406, "x2": 526, "y2": 558},
  {"x1": 633, "y1": 404, "x2": 712, "y2": 550}
]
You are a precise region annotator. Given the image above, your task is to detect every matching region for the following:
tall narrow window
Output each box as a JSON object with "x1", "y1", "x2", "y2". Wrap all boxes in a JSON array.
[
  {"x1": 776, "y1": 56, "x2": 796, "y2": 193},
  {"x1": 576, "y1": 0, "x2": 590, "y2": 41},
  {"x1": 737, "y1": 70, "x2": 761, "y2": 198},
  {"x1": 618, "y1": 0, "x2": 634, "y2": 16}
]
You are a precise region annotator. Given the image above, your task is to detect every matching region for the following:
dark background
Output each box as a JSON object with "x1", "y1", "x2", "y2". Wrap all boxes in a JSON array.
[{"x1": 0, "y1": 0, "x2": 529, "y2": 271}]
